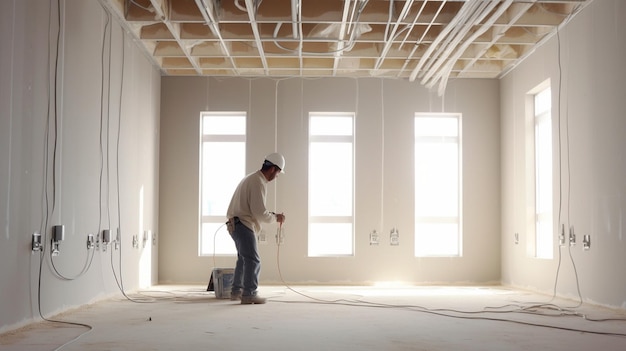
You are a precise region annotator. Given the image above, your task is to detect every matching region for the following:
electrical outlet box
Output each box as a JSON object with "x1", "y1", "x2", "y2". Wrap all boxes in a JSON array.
[
  {"x1": 53, "y1": 225, "x2": 65, "y2": 242},
  {"x1": 32, "y1": 232, "x2": 42, "y2": 252},
  {"x1": 114, "y1": 228, "x2": 120, "y2": 250},
  {"x1": 370, "y1": 230, "x2": 379, "y2": 246},
  {"x1": 51, "y1": 225, "x2": 64, "y2": 256},
  {"x1": 583, "y1": 235, "x2": 591, "y2": 250},
  {"x1": 275, "y1": 227, "x2": 285, "y2": 245},
  {"x1": 143, "y1": 230, "x2": 150, "y2": 248},
  {"x1": 101, "y1": 230, "x2": 110, "y2": 252},
  {"x1": 102, "y1": 229, "x2": 111, "y2": 244},
  {"x1": 390, "y1": 228, "x2": 399, "y2": 246},
  {"x1": 258, "y1": 230, "x2": 267, "y2": 244},
  {"x1": 87, "y1": 233, "x2": 95, "y2": 250}
]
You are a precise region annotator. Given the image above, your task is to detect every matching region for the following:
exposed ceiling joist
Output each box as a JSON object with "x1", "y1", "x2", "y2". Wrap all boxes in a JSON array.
[{"x1": 105, "y1": 0, "x2": 593, "y2": 94}]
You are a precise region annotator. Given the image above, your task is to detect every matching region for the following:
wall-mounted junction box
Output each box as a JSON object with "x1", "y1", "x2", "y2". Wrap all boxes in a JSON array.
[
  {"x1": 87, "y1": 233, "x2": 95, "y2": 250},
  {"x1": 370, "y1": 230, "x2": 379, "y2": 245},
  {"x1": 32, "y1": 232, "x2": 42, "y2": 252},
  {"x1": 52, "y1": 225, "x2": 64, "y2": 256},
  {"x1": 390, "y1": 228, "x2": 399, "y2": 246},
  {"x1": 559, "y1": 224, "x2": 566, "y2": 246},
  {"x1": 583, "y1": 235, "x2": 591, "y2": 251}
]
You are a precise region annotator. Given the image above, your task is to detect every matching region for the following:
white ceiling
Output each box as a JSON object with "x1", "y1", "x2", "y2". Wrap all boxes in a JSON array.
[{"x1": 101, "y1": 0, "x2": 591, "y2": 94}]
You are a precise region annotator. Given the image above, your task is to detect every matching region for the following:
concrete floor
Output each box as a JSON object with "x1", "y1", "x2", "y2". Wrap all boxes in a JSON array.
[{"x1": 2, "y1": 285, "x2": 626, "y2": 351}]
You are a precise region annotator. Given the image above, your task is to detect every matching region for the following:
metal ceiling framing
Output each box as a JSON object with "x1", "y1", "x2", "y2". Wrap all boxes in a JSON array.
[{"x1": 101, "y1": 0, "x2": 592, "y2": 91}]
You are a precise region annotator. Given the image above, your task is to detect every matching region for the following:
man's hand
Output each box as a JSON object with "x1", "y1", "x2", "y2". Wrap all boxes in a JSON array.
[{"x1": 276, "y1": 213, "x2": 286, "y2": 224}]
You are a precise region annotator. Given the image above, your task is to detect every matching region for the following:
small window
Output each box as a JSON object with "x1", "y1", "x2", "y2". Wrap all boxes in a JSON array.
[
  {"x1": 199, "y1": 112, "x2": 246, "y2": 256},
  {"x1": 308, "y1": 113, "x2": 354, "y2": 256},
  {"x1": 414, "y1": 114, "x2": 462, "y2": 257}
]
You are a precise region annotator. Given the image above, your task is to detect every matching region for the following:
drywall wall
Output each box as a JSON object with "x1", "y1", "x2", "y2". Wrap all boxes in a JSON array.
[
  {"x1": 500, "y1": 0, "x2": 626, "y2": 309},
  {"x1": 159, "y1": 76, "x2": 501, "y2": 285},
  {"x1": 0, "y1": 0, "x2": 161, "y2": 332}
]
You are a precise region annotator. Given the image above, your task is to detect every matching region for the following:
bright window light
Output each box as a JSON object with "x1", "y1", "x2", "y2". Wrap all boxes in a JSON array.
[
  {"x1": 199, "y1": 112, "x2": 246, "y2": 256},
  {"x1": 308, "y1": 113, "x2": 354, "y2": 257},
  {"x1": 534, "y1": 87, "x2": 553, "y2": 258},
  {"x1": 309, "y1": 142, "x2": 353, "y2": 216},
  {"x1": 414, "y1": 114, "x2": 462, "y2": 257},
  {"x1": 309, "y1": 223, "x2": 353, "y2": 256}
]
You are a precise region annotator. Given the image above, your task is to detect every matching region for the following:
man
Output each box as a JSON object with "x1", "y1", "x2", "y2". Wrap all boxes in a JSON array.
[{"x1": 226, "y1": 153, "x2": 286, "y2": 304}]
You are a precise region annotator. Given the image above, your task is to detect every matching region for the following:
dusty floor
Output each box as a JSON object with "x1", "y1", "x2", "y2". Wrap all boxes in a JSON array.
[{"x1": 2, "y1": 285, "x2": 626, "y2": 351}]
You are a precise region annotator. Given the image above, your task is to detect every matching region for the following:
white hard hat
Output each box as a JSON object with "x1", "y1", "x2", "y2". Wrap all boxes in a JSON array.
[{"x1": 265, "y1": 152, "x2": 285, "y2": 173}]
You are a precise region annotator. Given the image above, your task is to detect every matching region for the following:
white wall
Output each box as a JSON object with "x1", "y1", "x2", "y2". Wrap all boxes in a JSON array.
[
  {"x1": 159, "y1": 76, "x2": 501, "y2": 285},
  {"x1": 0, "y1": 0, "x2": 161, "y2": 332},
  {"x1": 501, "y1": 0, "x2": 626, "y2": 308}
]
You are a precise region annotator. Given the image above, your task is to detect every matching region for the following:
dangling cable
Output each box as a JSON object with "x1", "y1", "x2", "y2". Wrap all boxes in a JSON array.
[
  {"x1": 274, "y1": 79, "x2": 278, "y2": 152},
  {"x1": 35, "y1": 3, "x2": 94, "y2": 351},
  {"x1": 379, "y1": 78, "x2": 385, "y2": 233},
  {"x1": 275, "y1": 221, "x2": 346, "y2": 303},
  {"x1": 551, "y1": 18, "x2": 583, "y2": 309},
  {"x1": 273, "y1": 79, "x2": 279, "y2": 209},
  {"x1": 272, "y1": 220, "x2": 626, "y2": 337}
]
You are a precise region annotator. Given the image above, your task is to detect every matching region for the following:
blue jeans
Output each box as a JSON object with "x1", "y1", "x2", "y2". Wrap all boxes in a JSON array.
[{"x1": 230, "y1": 219, "x2": 261, "y2": 296}]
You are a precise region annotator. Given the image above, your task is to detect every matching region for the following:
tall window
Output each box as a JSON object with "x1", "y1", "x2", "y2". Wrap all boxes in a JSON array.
[
  {"x1": 414, "y1": 114, "x2": 462, "y2": 257},
  {"x1": 199, "y1": 112, "x2": 246, "y2": 256},
  {"x1": 308, "y1": 113, "x2": 354, "y2": 256},
  {"x1": 534, "y1": 87, "x2": 553, "y2": 258}
]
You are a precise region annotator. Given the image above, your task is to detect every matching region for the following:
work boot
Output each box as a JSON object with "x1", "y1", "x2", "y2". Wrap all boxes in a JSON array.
[
  {"x1": 241, "y1": 295, "x2": 266, "y2": 305},
  {"x1": 230, "y1": 291, "x2": 242, "y2": 301}
]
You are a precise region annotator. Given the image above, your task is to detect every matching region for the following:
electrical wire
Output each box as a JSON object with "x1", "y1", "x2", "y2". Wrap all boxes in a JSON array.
[
  {"x1": 271, "y1": 226, "x2": 626, "y2": 337},
  {"x1": 384, "y1": 0, "x2": 394, "y2": 42},
  {"x1": 49, "y1": 244, "x2": 96, "y2": 280},
  {"x1": 85, "y1": 0, "x2": 149, "y2": 306},
  {"x1": 398, "y1": 0, "x2": 446, "y2": 78},
  {"x1": 106, "y1": 18, "x2": 154, "y2": 305},
  {"x1": 560, "y1": 18, "x2": 580, "y2": 305},
  {"x1": 410, "y1": 0, "x2": 477, "y2": 82},
  {"x1": 271, "y1": 0, "x2": 369, "y2": 56},
  {"x1": 551, "y1": 16, "x2": 583, "y2": 310},
  {"x1": 274, "y1": 79, "x2": 278, "y2": 151},
  {"x1": 556, "y1": 17, "x2": 564, "y2": 256},
  {"x1": 111, "y1": 11, "x2": 126, "y2": 297},
  {"x1": 97, "y1": 0, "x2": 110, "y2": 247},
  {"x1": 379, "y1": 78, "x2": 385, "y2": 233},
  {"x1": 102, "y1": 1, "x2": 154, "y2": 305},
  {"x1": 46, "y1": 0, "x2": 114, "y2": 282},
  {"x1": 129, "y1": 0, "x2": 153, "y2": 12},
  {"x1": 274, "y1": 224, "x2": 355, "y2": 304},
  {"x1": 116, "y1": 223, "x2": 226, "y2": 303},
  {"x1": 36, "y1": 0, "x2": 58, "y2": 325},
  {"x1": 34, "y1": 3, "x2": 94, "y2": 351},
  {"x1": 90, "y1": 2, "x2": 154, "y2": 305},
  {"x1": 211, "y1": 223, "x2": 228, "y2": 269},
  {"x1": 105, "y1": 4, "x2": 114, "y2": 240}
]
